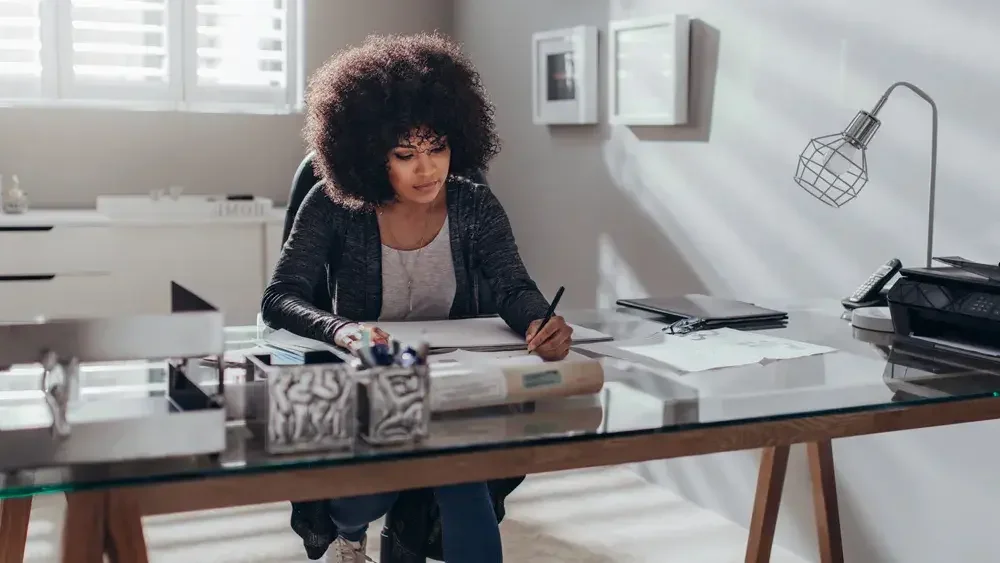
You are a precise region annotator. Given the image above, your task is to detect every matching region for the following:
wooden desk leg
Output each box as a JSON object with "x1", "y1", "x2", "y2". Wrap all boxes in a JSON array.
[
  {"x1": 0, "y1": 497, "x2": 32, "y2": 563},
  {"x1": 807, "y1": 440, "x2": 844, "y2": 563},
  {"x1": 60, "y1": 490, "x2": 150, "y2": 563},
  {"x1": 104, "y1": 491, "x2": 149, "y2": 563},
  {"x1": 745, "y1": 445, "x2": 791, "y2": 563},
  {"x1": 61, "y1": 491, "x2": 107, "y2": 563}
]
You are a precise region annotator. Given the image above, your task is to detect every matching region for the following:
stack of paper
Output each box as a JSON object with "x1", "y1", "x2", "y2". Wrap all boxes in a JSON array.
[
  {"x1": 581, "y1": 328, "x2": 835, "y2": 373},
  {"x1": 262, "y1": 329, "x2": 355, "y2": 364},
  {"x1": 372, "y1": 316, "x2": 613, "y2": 352}
]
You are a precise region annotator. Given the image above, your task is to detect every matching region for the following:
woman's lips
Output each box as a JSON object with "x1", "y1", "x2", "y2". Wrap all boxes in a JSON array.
[{"x1": 413, "y1": 180, "x2": 439, "y2": 191}]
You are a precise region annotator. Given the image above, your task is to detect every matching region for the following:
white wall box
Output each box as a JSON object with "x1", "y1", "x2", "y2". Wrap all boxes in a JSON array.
[
  {"x1": 531, "y1": 25, "x2": 599, "y2": 125},
  {"x1": 608, "y1": 14, "x2": 691, "y2": 126}
]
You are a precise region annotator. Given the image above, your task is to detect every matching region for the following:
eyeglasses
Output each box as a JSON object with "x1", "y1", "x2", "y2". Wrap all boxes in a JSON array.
[{"x1": 662, "y1": 317, "x2": 708, "y2": 335}]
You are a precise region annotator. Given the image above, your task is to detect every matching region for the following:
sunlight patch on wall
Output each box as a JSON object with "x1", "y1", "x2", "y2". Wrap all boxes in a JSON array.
[{"x1": 597, "y1": 233, "x2": 649, "y2": 308}]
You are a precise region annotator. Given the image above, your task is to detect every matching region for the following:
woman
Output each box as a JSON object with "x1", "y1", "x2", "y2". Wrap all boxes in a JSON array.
[{"x1": 261, "y1": 32, "x2": 573, "y2": 563}]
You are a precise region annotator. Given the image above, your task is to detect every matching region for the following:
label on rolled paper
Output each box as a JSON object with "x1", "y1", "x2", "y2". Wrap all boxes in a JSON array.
[
  {"x1": 430, "y1": 369, "x2": 507, "y2": 412},
  {"x1": 521, "y1": 369, "x2": 562, "y2": 389}
]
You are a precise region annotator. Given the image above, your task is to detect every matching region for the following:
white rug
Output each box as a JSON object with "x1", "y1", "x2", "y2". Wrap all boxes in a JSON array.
[{"x1": 21, "y1": 468, "x2": 806, "y2": 562}]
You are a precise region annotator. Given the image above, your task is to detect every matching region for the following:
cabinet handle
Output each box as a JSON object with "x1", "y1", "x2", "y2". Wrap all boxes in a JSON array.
[
  {"x1": 0, "y1": 226, "x2": 54, "y2": 232},
  {"x1": 0, "y1": 274, "x2": 56, "y2": 282}
]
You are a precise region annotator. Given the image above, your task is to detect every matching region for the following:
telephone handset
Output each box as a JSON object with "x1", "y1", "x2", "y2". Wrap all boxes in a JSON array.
[{"x1": 841, "y1": 258, "x2": 903, "y2": 310}]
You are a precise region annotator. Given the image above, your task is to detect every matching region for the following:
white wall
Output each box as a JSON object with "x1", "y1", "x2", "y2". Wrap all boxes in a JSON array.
[{"x1": 456, "y1": 0, "x2": 1000, "y2": 561}]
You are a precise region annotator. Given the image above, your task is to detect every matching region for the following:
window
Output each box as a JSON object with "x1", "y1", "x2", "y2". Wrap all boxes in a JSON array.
[
  {"x1": 0, "y1": 0, "x2": 47, "y2": 98},
  {"x1": 0, "y1": 0, "x2": 301, "y2": 112}
]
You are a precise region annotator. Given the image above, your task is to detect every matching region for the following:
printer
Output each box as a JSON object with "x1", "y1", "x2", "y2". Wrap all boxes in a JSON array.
[{"x1": 887, "y1": 258, "x2": 1000, "y2": 362}]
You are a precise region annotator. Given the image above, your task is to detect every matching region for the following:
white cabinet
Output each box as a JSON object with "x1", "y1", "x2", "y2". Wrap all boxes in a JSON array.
[
  {"x1": 2, "y1": 225, "x2": 112, "y2": 275},
  {"x1": 0, "y1": 210, "x2": 286, "y2": 326},
  {"x1": 0, "y1": 275, "x2": 122, "y2": 321},
  {"x1": 113, "y1": 223, "x2": 268, "y2": 325},
  {"x1": 0, "y1": 212, "x2": 118, "y2": 321}
]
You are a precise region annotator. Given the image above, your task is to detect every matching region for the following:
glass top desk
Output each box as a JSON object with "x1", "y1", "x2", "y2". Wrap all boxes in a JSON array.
[{"x1": 3, "y1": 305, "x2": 1000, "y2": 563}]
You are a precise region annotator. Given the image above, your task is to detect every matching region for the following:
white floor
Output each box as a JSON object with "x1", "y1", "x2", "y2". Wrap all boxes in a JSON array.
[{"x1": 21, "y1": 467, "x2": 807, "y2": 562}]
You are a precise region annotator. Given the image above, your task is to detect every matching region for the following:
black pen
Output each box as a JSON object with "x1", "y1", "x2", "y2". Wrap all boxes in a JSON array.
[{"x1": 537, "y1": 286, "x2": 565, "y2": 333}]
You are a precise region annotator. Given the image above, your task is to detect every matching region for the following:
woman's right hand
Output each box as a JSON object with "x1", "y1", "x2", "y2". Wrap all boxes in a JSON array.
[{"x1": 333, "y1": 323, "x2": 391, "y2": 352}]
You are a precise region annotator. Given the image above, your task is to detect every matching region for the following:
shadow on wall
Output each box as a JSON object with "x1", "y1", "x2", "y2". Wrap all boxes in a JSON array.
[
  {"x1": 628, "y1": 19, "x2": 721, "y2": 143},
  {"x1": 595, "y1": 18, "x2": 727, "y2": 300}
]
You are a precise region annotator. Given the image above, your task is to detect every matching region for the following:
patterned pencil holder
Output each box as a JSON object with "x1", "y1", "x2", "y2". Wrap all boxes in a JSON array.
[
  {"x1": 356, "y1": 364, "x2": 431, "y2": 446},
  {"x1": 245, "y1": 354, "x2": 357, "y2": 454}
]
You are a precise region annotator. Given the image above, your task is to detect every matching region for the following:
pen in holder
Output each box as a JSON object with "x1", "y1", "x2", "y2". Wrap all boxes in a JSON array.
[{"x1": 355, "y1": 341, "x2": 431, "y2": 446}]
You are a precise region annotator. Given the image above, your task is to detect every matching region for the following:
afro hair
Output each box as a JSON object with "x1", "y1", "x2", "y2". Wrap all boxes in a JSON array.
[{"x1": 303, "y1": 32, "x2": 501, "y2": 210}]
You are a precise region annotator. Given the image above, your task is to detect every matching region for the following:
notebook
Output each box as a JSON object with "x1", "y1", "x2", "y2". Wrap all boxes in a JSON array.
[
  {"x1": 372, "y1": 316, "x2": 614, "y2": 352},
  {"x1": 616, "y1": 294, "x2": 787, "y2": 328}
]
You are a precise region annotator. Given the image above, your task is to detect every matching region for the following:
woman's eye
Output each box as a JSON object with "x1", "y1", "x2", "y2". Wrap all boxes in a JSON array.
[
  {"x1": 431, "y1": 146, "x2": 447, "y2": 154},
  {"x1": 394, "y1": 153, "x2": 413, "y2": 161}
]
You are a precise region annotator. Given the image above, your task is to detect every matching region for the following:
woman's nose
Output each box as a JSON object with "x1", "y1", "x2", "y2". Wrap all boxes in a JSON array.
[{"x1": 414, "y1": 153, "x2": 436, "y2": 175}]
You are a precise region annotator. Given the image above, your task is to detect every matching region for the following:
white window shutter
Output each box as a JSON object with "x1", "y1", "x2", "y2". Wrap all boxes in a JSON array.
[
  {"x1": 0, "y1": 0, "x2": 49, "y2": 98},
  {"x1": 1, "y1": 0, "x2": 301, "y2": 111},
  {"x1": 183, "y1": 0, "x2": 297, "y2": 109},
  {"x1": 58, "y1": 0, "x2": 181, "y2": 103}
]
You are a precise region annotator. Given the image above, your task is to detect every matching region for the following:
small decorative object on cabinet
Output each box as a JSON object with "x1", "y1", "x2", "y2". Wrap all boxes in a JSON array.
[
  {"x1": 531, "y1": 25, "x2": 599, "y2": 125},
  {"x1": 608, "y1": 14, "x2": 691, "y2": 126},
  {"x1": 1, "y1": 174, "x2": 29, "y2": 214}
]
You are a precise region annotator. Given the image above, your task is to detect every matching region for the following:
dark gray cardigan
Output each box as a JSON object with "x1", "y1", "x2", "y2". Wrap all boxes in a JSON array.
[{"x1": 261, "y1": 177, "x2": 551, "y2": 561}]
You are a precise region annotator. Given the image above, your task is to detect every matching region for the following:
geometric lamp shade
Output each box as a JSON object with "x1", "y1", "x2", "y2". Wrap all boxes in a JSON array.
[
  {"x1": 794, "y1": 135, "x2": 870, "y2": 207},
  {"x1": 793, "y1": 109, "x2": 882, "y2": 208}
]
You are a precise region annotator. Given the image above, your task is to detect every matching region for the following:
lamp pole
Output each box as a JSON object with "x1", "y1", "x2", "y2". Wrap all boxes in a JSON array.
[{"x1": 867, "y1": 82, "x2": 939, "y2": 268}]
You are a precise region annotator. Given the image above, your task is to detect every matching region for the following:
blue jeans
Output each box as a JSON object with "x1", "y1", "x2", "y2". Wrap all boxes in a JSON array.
[{"x1": 328, "y1": 481, "x2": 502, "y2": 563}]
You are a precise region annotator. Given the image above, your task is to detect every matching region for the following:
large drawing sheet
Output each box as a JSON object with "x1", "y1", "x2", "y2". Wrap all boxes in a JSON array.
[
  {"x1": 582, "y1": 328, "x2": 835, "y2": 373},
  {"x1": 372, "y1": 317, "x2": 613, "y2": 351}
]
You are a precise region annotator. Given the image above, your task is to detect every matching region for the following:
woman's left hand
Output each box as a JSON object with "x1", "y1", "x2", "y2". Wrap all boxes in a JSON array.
[{"x1": 525, "y1": 316, "x2": 573, "y2": 361}]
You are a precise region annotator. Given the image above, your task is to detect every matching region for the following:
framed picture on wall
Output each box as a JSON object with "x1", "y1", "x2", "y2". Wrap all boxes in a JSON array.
[
  {"x1": 608, "y1": 14, "x2": 691, "y2": 126},
  {"x1": 531, "y1": 25, "x2": 599, "y2": 125}
]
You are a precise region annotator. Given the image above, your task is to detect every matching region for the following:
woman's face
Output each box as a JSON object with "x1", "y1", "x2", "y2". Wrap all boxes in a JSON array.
[{"x1": 386, "y1": 130, "x2": 451, "y2": 206}]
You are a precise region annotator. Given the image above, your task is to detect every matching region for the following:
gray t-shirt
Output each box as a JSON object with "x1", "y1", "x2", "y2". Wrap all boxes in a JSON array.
[{"x1": 379, "y1": 217, "x2": 457, "y2": 321}]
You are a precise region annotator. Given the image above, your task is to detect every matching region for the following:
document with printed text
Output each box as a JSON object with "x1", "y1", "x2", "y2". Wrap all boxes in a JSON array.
[{"x1": 581, "y1": 328, "x2": 835, "y2": 373}]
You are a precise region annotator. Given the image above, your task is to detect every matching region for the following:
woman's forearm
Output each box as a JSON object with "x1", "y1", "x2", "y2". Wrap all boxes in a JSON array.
[
  {"x1": 261, "y1": 285, "x2": 351, "y2": 343},
  {"x1": 260, "y1": 183, "x2": 352, "y2": 343},
  {"x1": 475, "y1": 186, "x2": 551, "y2": 334},
  {"x1": 499, "y1": 288, "x2": 550, "y2": 335}
]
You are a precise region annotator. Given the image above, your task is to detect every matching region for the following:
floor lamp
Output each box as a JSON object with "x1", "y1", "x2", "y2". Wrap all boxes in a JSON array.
[{"x1": 793, "y1": 81, "x2": 939, "y2": 269}]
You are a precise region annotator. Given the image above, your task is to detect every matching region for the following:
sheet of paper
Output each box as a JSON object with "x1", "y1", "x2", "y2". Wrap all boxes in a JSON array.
[
  {"x1": 372, "y1": 317, "x2": 613, "y2": 351},
  {"x1": 264, "y1": 329, "x2": 331, "y2": 351},
  {"x1": 429, "y1": 348, "x2": 590, "y2": 367},
  {"x1": 262, "y1": 329, "x2": 355, "y2": 363},
  {"x1": 430, "y1": 349, "x2": 544, "y2": 367},
  {"x1": 590, "y1": 328, "x2": 835, "y2": 373}
]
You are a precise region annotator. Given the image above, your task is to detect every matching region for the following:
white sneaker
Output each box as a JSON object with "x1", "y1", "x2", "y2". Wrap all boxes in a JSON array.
[{"x1": 327, "y1": 535, "x2": 373, "y2": 563}]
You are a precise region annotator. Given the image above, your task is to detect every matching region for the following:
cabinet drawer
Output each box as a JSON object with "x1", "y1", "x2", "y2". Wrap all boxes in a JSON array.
[
  {"x1": 0, "y1": 274, "x2": 118, "y2": 322},
  {"x1": 0, "y1": 226, "x2": 112, "y2": 276}
]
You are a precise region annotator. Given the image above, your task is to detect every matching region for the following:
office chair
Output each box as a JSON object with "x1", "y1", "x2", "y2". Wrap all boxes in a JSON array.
[{"x1": 282, "y1": 152, "x2": 497, "y2": 316}]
